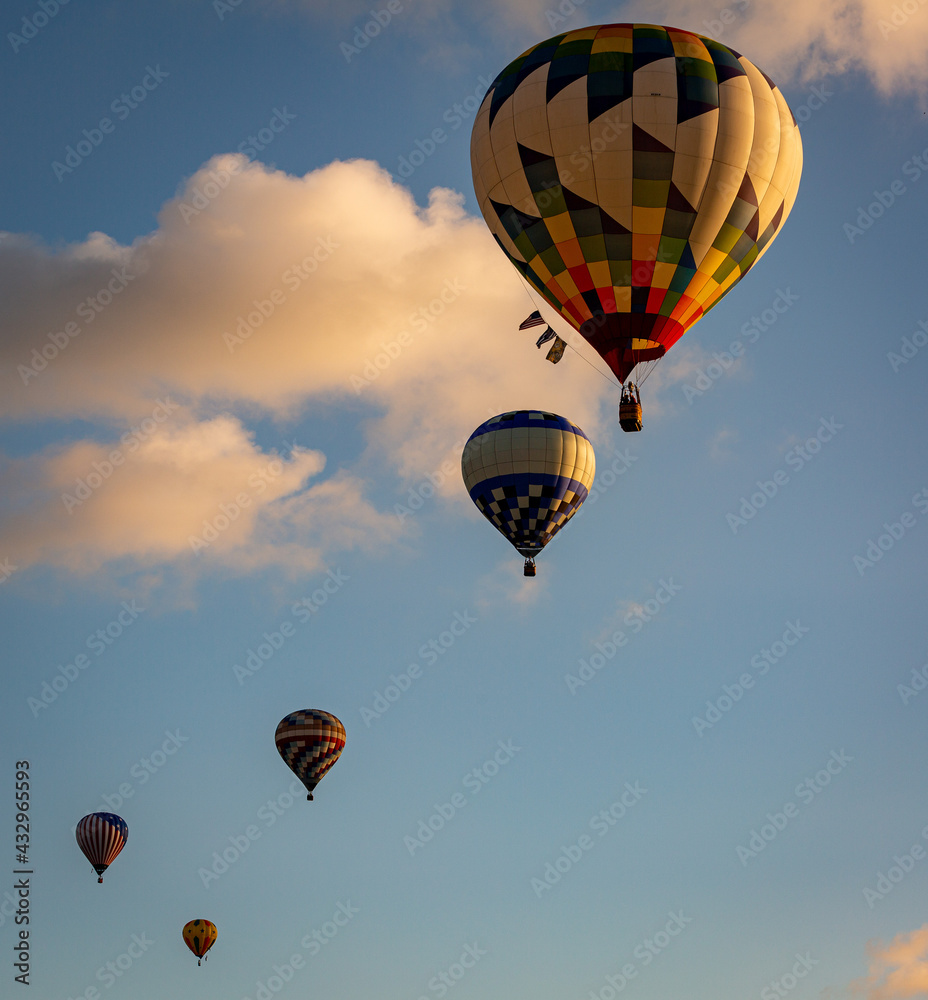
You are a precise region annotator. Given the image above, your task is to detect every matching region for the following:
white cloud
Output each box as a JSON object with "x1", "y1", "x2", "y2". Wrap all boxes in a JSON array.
[
  {"x1": 0, "y1": 156, "x2": 614, "y2": 584},
  {"x1": 477, "y1": 0, "x2": 928, "y2": 97},
  {"x1": 851, "y1": 924, "x2": 928, "y2": 999}
]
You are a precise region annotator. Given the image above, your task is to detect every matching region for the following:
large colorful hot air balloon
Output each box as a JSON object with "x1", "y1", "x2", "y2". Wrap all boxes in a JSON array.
[
  {"x1": 275, "y1": 710, "x2": 346, "y2": 801},
  {"x1": 75, "y1": 812, "x2": 128, "y2": 884},
  {"x1": 471, "y1": 23, "x2": 802, "y2": 428},
  {"x1": 182, "y1": 920, "x2": 217, "y2": 966},
  {"x1": 462, "y1": 410, "x2": 595, "y2": 576}
]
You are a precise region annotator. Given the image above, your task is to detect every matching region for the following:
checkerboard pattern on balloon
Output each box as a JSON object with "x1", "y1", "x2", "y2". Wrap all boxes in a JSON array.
[
  {"x1": 275, "y1": 710, "x2": 346, "y2": 791},
  {"x1": 471, "y1": 23, "x2": 802, "y2": 383},
  {"x1": 462, "y1": 411, "x2": 595, "y2": 557}
]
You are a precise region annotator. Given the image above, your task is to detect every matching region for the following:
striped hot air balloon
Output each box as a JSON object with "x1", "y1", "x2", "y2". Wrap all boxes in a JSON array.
[
  {"x1": 461, "y1": 410, "x2": 595, "y2": 576},
  {"x1": 471, "y1": 24, "x2": 802, "y2": 421},
  {"x1": 75, "y1": 812, "x2": 128, "y2": 884},
  {"x1": 182, "y1": 919, "x2": 218, "y2": 966},
  {"x1": 275, "y1": 710, "x2": 346, "y2": 801}
]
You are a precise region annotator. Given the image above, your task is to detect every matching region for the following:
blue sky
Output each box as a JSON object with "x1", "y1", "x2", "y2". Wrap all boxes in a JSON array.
[{"x1": 2, "y1": 2, "x2": 928, "y2": 999}]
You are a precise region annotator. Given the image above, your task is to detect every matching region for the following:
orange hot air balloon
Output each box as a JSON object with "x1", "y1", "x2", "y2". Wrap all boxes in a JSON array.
[{"x1": 183, "y1": 920, "x2": 217, "y2": 966}]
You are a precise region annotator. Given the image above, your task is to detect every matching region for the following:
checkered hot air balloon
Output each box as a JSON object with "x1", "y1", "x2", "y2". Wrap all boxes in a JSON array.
[
  {"x1": 183, "y1": 919, "x2": 218, "y2": 966},
  {"x1": 462, "y1": 410, "x2": 595, "y2": 576},
  {"x1": 75, "y1": 812, "x2": 128, "y2": 884},
  {"x1": 471, "y1": 24, "x2": 802, "y2": 400},
  {"x1": 275, "y1": 710, "x2": 346, "y2": 801}
]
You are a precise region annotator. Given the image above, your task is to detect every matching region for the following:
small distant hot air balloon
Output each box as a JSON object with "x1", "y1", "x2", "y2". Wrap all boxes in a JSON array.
[
  {"x1": 75, "y1": 813, "x2": 128, "y2": 884},
  {"x1": 182, "y1": 920, "x2": 217, "y2": 966},
  {"x1": 462, "y1": 410, "x2": 595, "y2": 576},
  {"x1": 471, "y1": 24, "x2": 802, "y2": 429},
  {"x1": 275, "y1": 710, "x2": 346, "y2": 801}
]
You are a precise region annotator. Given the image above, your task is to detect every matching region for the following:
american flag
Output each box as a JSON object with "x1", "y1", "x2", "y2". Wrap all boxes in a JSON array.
[{"x1": 518, "y1": 310, "x2": 544, "y2": 330}]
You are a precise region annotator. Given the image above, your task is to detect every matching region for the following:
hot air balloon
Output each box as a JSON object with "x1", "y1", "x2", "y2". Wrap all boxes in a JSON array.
[
  {"x1": 471, "y1": 23, "x2": 802, "y2": 430},
  {"x1": 182, "y1": 920, "x2": 217, "y2": 966},
  {"x1": 462, "y1": 410, "x2": 595, "y2": 576},
  {"x1": 275, "y1": 710, "x2": 346, "y2": 801},
  {"x1": 75, "y1": 812, "x2": 128, "y2": 884}
]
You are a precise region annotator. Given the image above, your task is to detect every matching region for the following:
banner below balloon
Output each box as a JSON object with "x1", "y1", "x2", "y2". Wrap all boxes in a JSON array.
[
  {"x1": 183, "y1": 920, "x2": 217, "y2": 966},
  {"x1": 462, "y1": 410, "x2": 595, "y2": 575},
  {"x1": 75, "y1": 812, "x2": 128, "y2": 884},
  {"x1": 275, "y1": 710, "x2": 346, "y2": 801}
]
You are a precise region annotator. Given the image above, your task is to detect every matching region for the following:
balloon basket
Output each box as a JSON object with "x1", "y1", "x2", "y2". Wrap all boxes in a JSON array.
[
  {"x1": 523, "y1": 558, "x2": 536, "y2": 577},
  {"x1": 619, "y1": 401, "x2": 642, "y2": 432},
  {"x1": 619, "y1": 384, "x2": 642, "y2": 432}
]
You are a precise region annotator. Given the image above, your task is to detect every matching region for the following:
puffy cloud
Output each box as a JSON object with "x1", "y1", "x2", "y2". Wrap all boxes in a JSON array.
[
  {"x1": 407, "y1": 0, "x2": 928, "y2": 97},
  {"x1": 0, "y1": 156, "x2": 611, "y2": 582},
  {"x1": 644, "y1": 0, "x2": 928, "y2": 96},
  {"x1": 0, "y1": 410, "x2": 392, "y2": 577},
  {"x1": 851, "y1": 925, "x2": 928, "y2": 999}
]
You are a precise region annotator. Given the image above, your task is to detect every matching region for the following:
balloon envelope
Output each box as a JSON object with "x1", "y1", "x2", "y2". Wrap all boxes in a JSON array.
[
  {"x1": 182, "y1": 919, "x2": 217, "y2": 965},
  {"x1": 462, "y1": 410, "x2": 595, "y2": 558},
  {"x1": 75, "y1": 812, "x2": 128, "y2": 883},
  {"x1": 471, "y1": 23, "x2": 802, "y2": 383},
  {"x1": 275, "y1": 710, "x2": 346, "y2": 800}
]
